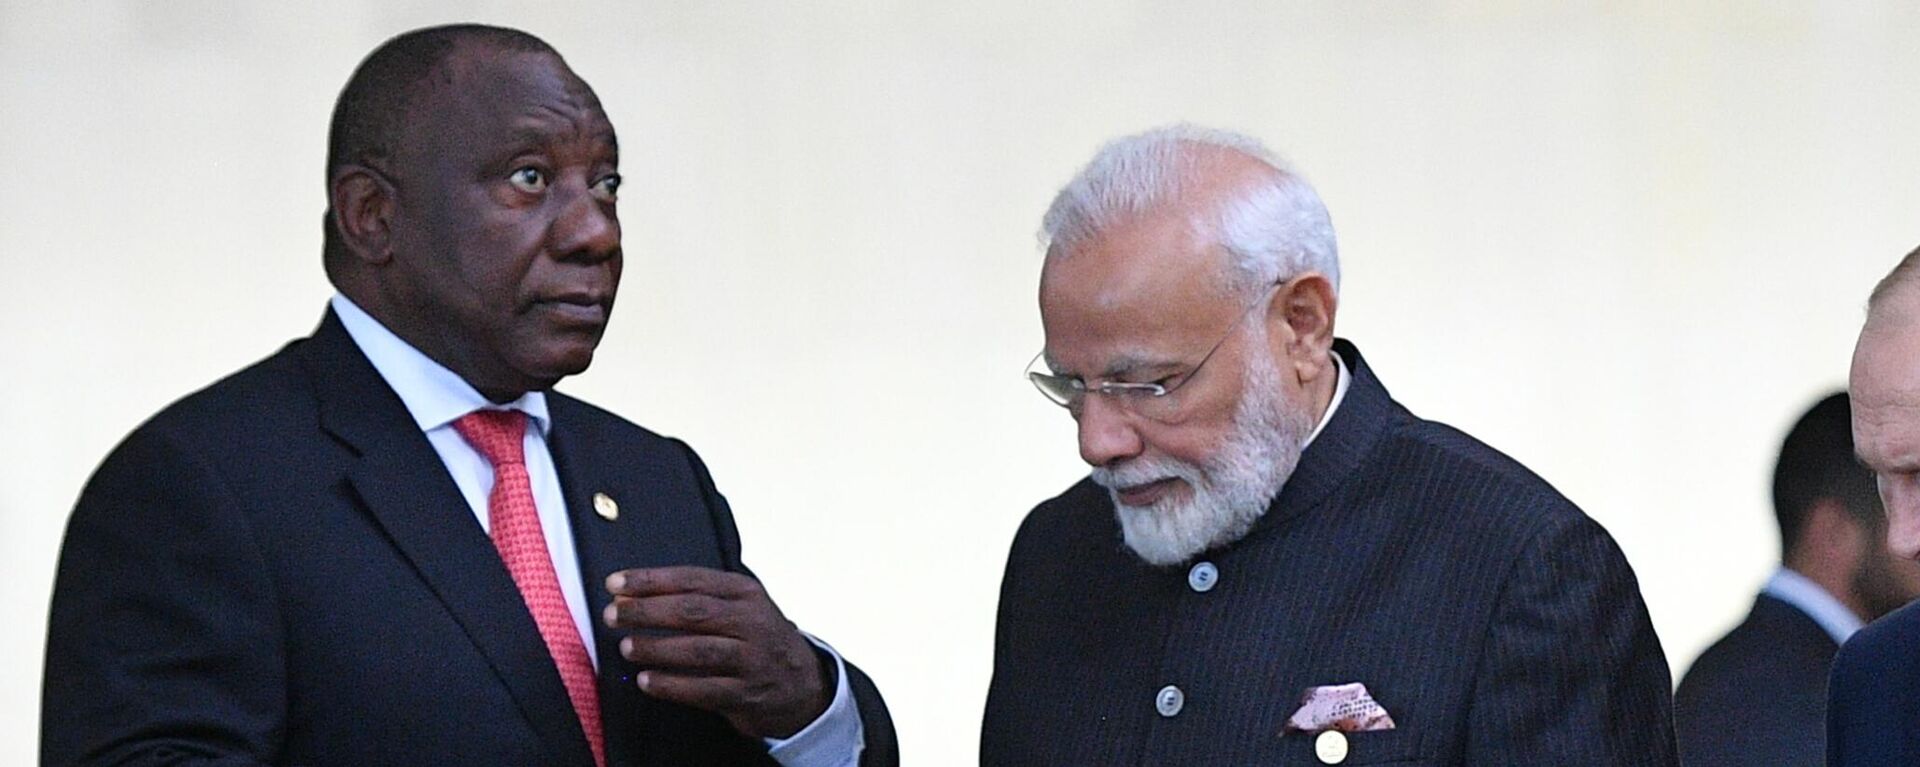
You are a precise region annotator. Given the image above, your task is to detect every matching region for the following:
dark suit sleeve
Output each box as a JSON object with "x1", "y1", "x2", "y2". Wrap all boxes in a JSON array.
[
  {"x1": 673, "y1": 440, "x2": 899, "y2": 767},
  {"x1": 1464, "y1": 508, "x2": 1678, "y2": 765},
  {"x1": 1828, "y1": 641, "x2": 1865, "y2": 766},
  {"x1": 1827, "y1": 620, "x2": 1916, "y2": 766},
  {"x1": 42, "y1": 427, "x2": 286, "y2": 767}
]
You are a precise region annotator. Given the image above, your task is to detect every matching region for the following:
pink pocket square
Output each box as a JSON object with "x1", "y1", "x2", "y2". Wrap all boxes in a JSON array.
[{"x1": 1283, "y1": 682, "x2": 1398, "y2": 733}]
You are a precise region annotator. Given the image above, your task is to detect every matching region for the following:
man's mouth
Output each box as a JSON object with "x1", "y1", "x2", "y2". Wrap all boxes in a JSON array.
[
  {"x1": 531, "y1": 293, "x2": 610, "y2": 326},
  {"x1": 1114, "y1": 477, "x2": 1179, "y2": 507}
]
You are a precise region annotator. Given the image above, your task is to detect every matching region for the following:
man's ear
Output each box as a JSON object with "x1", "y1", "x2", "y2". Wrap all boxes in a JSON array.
[
  {"x1": 1266, "y1": 272, "x2": 1338, "y2": 383},
  {"x1": 1800, "y1": 498, "x2": 1868, "y2": 572},
  {"x1": 329, "y1": 164, "x2": 397, "y2": 265}
]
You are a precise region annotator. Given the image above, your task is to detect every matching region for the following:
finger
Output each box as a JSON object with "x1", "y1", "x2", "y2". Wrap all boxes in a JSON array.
[
  {"x1": 605, "y1": 566, "x2": 758, "y2": 598},
  {"x1": 620, "y1": 633, "x2": 746, "y2": 675},
  {"x1": 602, "y1": 593, "x2": 737, "y2": 634},
  {"x1": 635, "y1": 670, "x2": 747, "y2": 713}
]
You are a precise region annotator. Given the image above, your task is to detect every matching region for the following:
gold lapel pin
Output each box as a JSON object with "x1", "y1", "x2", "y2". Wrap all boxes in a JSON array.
[{"x1": 592, "y1": 492, "x2": 619, "y2": 521}]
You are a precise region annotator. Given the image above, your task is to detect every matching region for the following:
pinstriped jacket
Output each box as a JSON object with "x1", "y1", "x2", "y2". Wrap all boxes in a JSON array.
[{"x1": 982, "y1": 340, "x2": 1677, "y2": 766}]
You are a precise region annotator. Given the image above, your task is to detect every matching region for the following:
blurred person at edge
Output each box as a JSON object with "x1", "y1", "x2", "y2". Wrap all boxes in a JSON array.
[
  {"x1": 1675, "y1": 391, "x2": 1920, "y2": 767},
  {"x1": 981, "y1": 124, "x2": 1678, "y2": 766},
  {"x1": 39, "y1": 24, "x2": 895, "y2": 767},
  {"x1": 1830, "y1": 243, "x2": 1920, "y2": 766}
]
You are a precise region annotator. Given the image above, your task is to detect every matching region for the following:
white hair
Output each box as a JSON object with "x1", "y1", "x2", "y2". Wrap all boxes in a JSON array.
[
  {"x1": 1092, "y1": 324, "x2": 1313, "y2": 566},
  {"x1": 1040, "y1": 124, "x2": 1340, "y2": 297}
]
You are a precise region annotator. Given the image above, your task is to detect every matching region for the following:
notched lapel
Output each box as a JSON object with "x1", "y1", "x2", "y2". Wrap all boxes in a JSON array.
[
  {"x1": 302, "y1": 311, "x2": 597, "y2": 767},
  {"x1": 545, "y1": 395, "x2": 727, "y2": 589},
  {"x1": 545, "y1": 394, "x2": 748, "y2": 758}
]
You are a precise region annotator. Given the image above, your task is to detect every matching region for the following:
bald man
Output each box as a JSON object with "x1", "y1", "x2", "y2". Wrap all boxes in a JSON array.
[
  {"x1": 1828, "y1": 244, "x2": 1920, "y2": 766},
  {"x1": 1676, "y1": 392, "x2": 1920, "y2": 767}
]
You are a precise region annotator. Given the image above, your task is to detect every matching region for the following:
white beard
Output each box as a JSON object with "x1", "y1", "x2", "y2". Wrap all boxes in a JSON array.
[{"x1": 1092, "y1": 351, "x2": 1314, "y2": 566}]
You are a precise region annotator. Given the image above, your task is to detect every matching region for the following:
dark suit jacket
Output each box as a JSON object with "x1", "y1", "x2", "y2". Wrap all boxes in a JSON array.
[
  {"x1": 42, "y1": 311, "x2": 896, "y2": 767},
  {"x1": 1828, "y1": 597, "x2": 1920, "y2": 765},
  {"x1": 981, "y1": 340, "x2": 1677, "y2": 766},
  {"x1": 1674, "y1": 593, "x2": 1836, "y2": 767}
]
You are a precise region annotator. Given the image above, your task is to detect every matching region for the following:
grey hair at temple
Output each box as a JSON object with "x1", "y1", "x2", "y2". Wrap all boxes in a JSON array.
[{"x1": 1039, "y1": 124, "x2": 1341, "y2": 298}]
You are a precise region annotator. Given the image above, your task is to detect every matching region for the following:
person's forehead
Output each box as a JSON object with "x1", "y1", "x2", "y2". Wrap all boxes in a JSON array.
[
  {"x1": 1039, "y1": 212, "x2": 1238, "y2": 374},
  {"x1": 1855, "y1": 402, "x2": 1920, "y2": 471},
  {"x1": 425, "y1": 48, "x2": 613, "y2": 138},
  {"x1": 1855, "y1": 309, "x2": 1920, "y2": 407},
  {"x1": 1852, "y1": 310, "x2": 1920, "y2": 466},
  {"x1": 1043, "y1": 211, "x2": 1220, "y2": 305}
]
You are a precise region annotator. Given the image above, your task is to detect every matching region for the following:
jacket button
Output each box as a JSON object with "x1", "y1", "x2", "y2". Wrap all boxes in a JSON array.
[
  {"x1": 1315, "y1": 730, "x2": 1349, "y2": 764},
  {"x1": 1155, "y1": 684, "x2": 1185, "y2": 717},
  {"x1": 1188, "y1": 561, "x2": 1218, "y2": 592}
]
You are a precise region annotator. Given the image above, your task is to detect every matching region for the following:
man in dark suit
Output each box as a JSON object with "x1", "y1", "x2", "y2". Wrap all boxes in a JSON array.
[
  {"x1": 982, "y1": 125, "x2": 1677, "y2": 765},
  {"x1": 41, "y1": 24, "x2": 894, "y2": 767},
  {"x1": 1675, "y1": 392, "x2": 1920, "y2": 767},
  {"x1": 1829, "y1": 244, "x2": 1920, "y2": 766}
]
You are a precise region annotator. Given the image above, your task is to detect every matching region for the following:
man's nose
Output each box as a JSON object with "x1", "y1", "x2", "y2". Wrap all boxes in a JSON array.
[
  {"x1": 1077, "y1": 395, "x2": 1145, "y2": 467},
  {"x1": 1888, "y1": 487, "x2": 1920, "y2": 561},
  {"x1": 552, "y1": 186, "x2": 620, "y2": 262}
]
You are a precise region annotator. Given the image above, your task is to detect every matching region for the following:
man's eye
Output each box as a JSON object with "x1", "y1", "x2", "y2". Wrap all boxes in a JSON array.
[
  {"x1": 591, "y1": 173, "x2": 621, "y2": 202},
  {"x1": 1104, "y1": 380, "x2": 1169, "y2": 399},
  {"x1": 509, "y1": 167, "x2": 548, "y2": 192},
  {"x1": 1129, "y1": 376, "x2": 1178, "y2": 395}
]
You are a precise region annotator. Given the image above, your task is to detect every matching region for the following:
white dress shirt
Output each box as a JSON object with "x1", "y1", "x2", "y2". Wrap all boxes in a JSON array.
[
  {"x1": 1762, "y1": 566, "x2": 1865, "y2": 645},
  {"x1": 331, "y1": 294, "x2": 862, "y2": 765},
  {"x1": 1302, "y1": 350, "x2": 1352, "y2": 450}
]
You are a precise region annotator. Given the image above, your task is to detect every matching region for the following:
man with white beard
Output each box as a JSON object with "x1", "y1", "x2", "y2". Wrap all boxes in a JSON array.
[{"x1": 980, "y1": 125, "x2": 1678, "y2": 766}]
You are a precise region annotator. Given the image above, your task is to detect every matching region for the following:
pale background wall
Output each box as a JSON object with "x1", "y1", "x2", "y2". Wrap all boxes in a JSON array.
[{"x1": 4, "y1": 2, "x2": 1917, "y2": 763}]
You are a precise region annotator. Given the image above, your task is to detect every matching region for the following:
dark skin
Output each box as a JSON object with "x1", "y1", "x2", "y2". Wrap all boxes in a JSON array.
[
  {"x1": 330, "y1": 46, "x2": 622, "y2": 401},
  {"x1": 603, "y1": 568, "x2": 834, "y2": 738},
  {"x1": 327, "y1": 44, "x2": 830, "y2": 739}
]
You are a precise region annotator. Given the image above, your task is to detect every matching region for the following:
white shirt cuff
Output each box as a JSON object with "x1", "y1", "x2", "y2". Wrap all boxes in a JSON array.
[{"x1": 764, "y1": 634, "x2": 865, "y2": 767}]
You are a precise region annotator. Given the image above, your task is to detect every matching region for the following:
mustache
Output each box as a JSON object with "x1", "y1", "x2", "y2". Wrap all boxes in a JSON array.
[{"x1": 1092, "y1": 456, "x2": 1203, "y2": 495}]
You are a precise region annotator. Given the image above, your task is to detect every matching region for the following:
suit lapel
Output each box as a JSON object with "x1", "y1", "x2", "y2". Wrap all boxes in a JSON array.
[
  {"x1": 544, "y1": 392, "x2": 728, "y2": 629},
  {"x1": 546, "y1": 393, "x2": 760, "y2": 763},
  {"x1": 544, "y1": 395, "x2": 649, "y2": 762},
  {"x1": 545, "y1": 394, "x2": 702, "y2": 668},
  {"x1": 543, "y1": 396, "x2": 638, "y2": 679},
  {"x1": 299, "y1": 311, "x2": 597, "y2": 766}
]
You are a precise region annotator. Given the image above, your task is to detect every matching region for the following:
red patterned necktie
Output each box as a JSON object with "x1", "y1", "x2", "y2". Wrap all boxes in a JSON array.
[{"x1": 453, "y1": 409, "x2": 605, "y2": 767}]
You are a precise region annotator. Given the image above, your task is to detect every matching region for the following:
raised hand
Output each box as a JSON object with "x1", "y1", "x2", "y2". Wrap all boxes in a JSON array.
[{"x1": 602, "y1": 566, "x2": 831, "y2": 738}]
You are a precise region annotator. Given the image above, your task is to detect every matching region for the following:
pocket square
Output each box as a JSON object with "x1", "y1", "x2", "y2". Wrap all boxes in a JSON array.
[{"x1": 1284, "y1": 682, "x2": 1397, "y2": 733}]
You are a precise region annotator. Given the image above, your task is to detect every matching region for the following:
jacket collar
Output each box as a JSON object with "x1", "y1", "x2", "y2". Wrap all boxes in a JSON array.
[{"x1": 1251, "y1": 338, "x2": 1407, "y2": 535}]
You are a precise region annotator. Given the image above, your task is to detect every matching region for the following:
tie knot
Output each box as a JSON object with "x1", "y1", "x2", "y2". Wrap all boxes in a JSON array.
[{"x1": 453, "y1": 409, "x2": 529, "y2": 467}]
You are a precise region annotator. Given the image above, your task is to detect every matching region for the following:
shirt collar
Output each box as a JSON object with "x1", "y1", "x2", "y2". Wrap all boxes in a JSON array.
[
  {"x1": 1300, "y1": 350, "x2": 1350, "y2": 450},
  {"x1": 1762, "y1": 566, "x2": 1864, "y2": 644},
  {"x1": 330, "y1": 294, "x2": 551, "y2": 436}
]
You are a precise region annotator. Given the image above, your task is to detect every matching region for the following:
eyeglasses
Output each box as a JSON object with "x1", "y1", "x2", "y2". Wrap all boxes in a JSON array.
[{"x1": 1025, "y1": 280, "x2": 1284, "y2": 421}]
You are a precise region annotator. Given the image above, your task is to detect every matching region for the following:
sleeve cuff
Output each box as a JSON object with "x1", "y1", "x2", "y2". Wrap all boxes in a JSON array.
[{"x1": 764, "y1": 633, "x2": 866, "y2": 767}]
